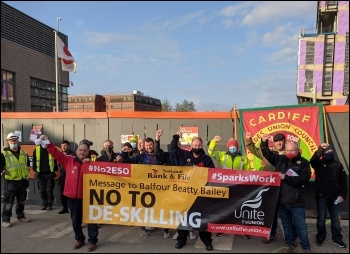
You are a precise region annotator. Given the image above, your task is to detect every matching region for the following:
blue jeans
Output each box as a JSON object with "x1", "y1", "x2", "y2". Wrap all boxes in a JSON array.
[
  {"x1": 316, "y1": 197, "x2": 343, "y2": 242},
  {"x1": 68, "y1": 198, "x2": 98, "y2": 244},
  {"x1": 270, "y1": 207, "x2": 298, "y2": 239},
  {"x1": 278, "y1": 205, "x2": 310, "y2": 251}
]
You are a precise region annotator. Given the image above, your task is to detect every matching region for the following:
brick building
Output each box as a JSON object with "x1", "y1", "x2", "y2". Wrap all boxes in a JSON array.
[{"x1": 68, "y1": 91, "x2": 162, "y2": 112}]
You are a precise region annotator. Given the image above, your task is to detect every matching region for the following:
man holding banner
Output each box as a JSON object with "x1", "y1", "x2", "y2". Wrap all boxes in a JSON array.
[
  {"x1": 245, "y1": 132, "x2": 298, "y2": 246},
  {"x1": 261, "y1": 134, "x2": 312, "y2": 253},
  {"x1": 170, "y1": 132, "x2": 215, "y2": 251},
  {"x1": 121, "y1": 132, "x2": 171, "y2": 238},
  {"x1": 39, "y1": 135, "x2": 99, "y2": 252},
  {"x1": 207, "y1": 135, "x2": 251, "y2": 239}
]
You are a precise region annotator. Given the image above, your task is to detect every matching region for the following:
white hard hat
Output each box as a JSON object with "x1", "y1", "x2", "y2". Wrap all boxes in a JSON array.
[{"x1": 7, "y1": 132, "x2": 19, "y2": 140}]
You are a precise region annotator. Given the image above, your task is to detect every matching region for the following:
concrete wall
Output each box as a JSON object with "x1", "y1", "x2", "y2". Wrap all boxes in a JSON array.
[{"x1": 1, "y1": 109, "x2": 349, "y2": 218}]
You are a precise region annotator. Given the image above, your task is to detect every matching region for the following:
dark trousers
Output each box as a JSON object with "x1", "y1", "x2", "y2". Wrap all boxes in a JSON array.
[
  {"x1": 177, "y1": 229, "x2": 212, "y2": 245},
  {"x1": 58, "y1": 175, "x2": 68, "y2": 210},
  {"x1": 37, "y1": 173, "x2": 55, "y2": 207},
  {"x1": 1, "y1": 179, "x2": 28, "y2": 222},
  {"x1": 68, "y1": 198, "x2": 98, "y2": 244},
  {"x1": 316, "y1": 197, "x2": 343, "y2": 242}
]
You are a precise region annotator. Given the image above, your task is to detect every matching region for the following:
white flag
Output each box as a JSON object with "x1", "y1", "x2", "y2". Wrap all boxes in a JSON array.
[{"x1": 56, "y1": 36, "x2": 77, "y2": 72}]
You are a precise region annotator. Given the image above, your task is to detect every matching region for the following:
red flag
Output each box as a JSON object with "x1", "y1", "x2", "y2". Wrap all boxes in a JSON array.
[{"x1": 56, "y1": 36, "x2": 77, "y2": 72}]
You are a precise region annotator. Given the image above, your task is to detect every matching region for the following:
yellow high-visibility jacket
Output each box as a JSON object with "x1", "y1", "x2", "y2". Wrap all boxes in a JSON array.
[
  {"x1": 208, "y1": 139, "x2": 251, "y2": 170},
  {"x1": 2, "y1": 149, "x2": 29, "y2": 180}
]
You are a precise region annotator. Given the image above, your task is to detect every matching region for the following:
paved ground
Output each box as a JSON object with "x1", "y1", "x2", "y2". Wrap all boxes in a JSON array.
[{"x1": 1, "y1": 205, "x2": 348, "y2": 253}]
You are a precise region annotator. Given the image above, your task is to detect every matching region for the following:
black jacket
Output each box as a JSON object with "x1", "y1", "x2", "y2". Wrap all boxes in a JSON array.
[
  {"x1": 310, "y1": 146, "x2": 348, "y2": 200},
  {"x1": 169, "y1": 134, "x2": 215, "y2": 168},
  {"x1": 261, "y1": 140, "x2": 311, "y2": 207},
  {"x1": 97, "y1": 150, "x2": 119, "y2": 162}
]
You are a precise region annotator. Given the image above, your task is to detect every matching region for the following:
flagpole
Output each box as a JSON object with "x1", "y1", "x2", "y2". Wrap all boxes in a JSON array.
[
  {"x1": 54, "y1": 30, "x2": 59, "y2": 112},
  {"x1": 54, "y1": 17, "x2": 61, "y2": 112}
]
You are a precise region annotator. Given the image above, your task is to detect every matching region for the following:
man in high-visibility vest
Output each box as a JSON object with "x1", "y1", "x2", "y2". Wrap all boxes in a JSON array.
[
  {"x1": 1, "y1": 132, "x2": 31, "y2": 228},
  {"x1": 33, "y1": 141, "x2": 58, "y2": 210}
]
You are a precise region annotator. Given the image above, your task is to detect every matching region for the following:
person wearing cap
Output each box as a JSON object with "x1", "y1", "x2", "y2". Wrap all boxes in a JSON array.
[
  {"x1": 207, "y1": 135, "x2": 251, "y2": 238},
  {"x1": 310, "y1": 143, "x2": 348, "y2": 248},
  {"x1": 90, "y1": 150, "x2": 99, "y2": 161},
  {"x1": 245, "y1": 132, "x2": 286, "y2": 171},
  {"x1": 245, "y1": 132, "x2": 298, "y2": 245},
  {"x1": 58, "y1": 140, "x2": 76, "y2": 214},
  {"x1": 1, "y1": 132, "x2": 31, "y2": 228},
  {"x1": 261, "y1": 134, "x2": 312, "y2": 253},
  {"x1": 129, "y1": 134, "x2": 138, "y2": 149},
  {"x1": 32, "y1": 138, "x2": 58, "y2": 211},
  {"x1": 39, "y1": 135, "x2": 99, "y2": 252},
  {"x1": 127, "y1": 135, "x2": 145, "y2": 159},
  {"x1": 208, "y1": 135, "x2": 250, "y2": 170}
]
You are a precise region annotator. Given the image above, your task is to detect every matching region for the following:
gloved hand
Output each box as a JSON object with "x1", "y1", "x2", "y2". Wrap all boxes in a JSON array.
[{"x1": 1, "y1": 170, "x2": 10, "y2": 176}]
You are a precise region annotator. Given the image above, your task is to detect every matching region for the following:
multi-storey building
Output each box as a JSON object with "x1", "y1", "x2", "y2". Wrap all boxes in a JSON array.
[
  {"x1": 68, "y1": 91, "x2": 162, "y2": 112},
  {"x1": 297, "y1": 1, "x2": 349, "y2": 105},
  {"x1": 67, "y1": 94, "x2": 106, "y2": 112},
  {"x1": 1, "y1": 2, "x2": 71, "y2": 112}
]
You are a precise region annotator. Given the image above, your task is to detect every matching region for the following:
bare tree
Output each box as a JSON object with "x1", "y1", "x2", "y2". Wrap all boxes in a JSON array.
[
  {"x1": 174, "y1": 99, "x2": 196, "y2": 112},
  {"x1": 162, "y1": 98, "x2": 173, "y2": 111}
]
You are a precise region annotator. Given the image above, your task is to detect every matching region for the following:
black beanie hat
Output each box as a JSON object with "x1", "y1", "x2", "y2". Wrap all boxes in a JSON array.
[{"x1": 273, "y1": 133, "x2": 285, "y2": 142}]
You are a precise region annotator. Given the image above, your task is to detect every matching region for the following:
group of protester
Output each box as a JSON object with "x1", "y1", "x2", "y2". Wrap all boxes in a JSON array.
[{"x1": 1, "y1": 129, "x2": 347, "y2": 253}]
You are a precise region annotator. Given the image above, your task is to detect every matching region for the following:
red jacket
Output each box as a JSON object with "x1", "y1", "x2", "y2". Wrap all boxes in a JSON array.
[{"x1": 46, "y1": 142, "x2": 83, "y2": 199}]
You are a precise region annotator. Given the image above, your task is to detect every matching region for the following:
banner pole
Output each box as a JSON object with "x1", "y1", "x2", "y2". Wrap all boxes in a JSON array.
[
  {"x1": 234, "y1": 103, "x2": 237, "y2": 139},
  {"x1": 322, "y1": 105, "x2": 329, "y2": 143}
]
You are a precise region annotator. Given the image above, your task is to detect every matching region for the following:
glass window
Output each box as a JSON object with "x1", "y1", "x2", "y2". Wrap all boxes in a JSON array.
[
  {"x1": 7, "y1": 84, "x2": 14, "y2": 101},
  {"x1": 323, "y1": 71, "x2": 333, "y2": 95},
  {"x1": 305, "y1": 41, "x2": 315, "y2": 65},
  {"x1": 1, "y1": 71, "x2": 16, "y2": 112},
  {"x1": 325, "y1": 42, "x2": 334, "y2": 64},
  {"x1": 1, "y1": 82, "x2": 7, "y2": 100},
  {"x1": 305, "y1": 70, "x2": 313, "y2": 92},
  {"x1": 7, "y1": 72, "x2": 13, "y2": 82},
  {"x1": 2, "y1": 71, "x2": 6, "y2": 81}
]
